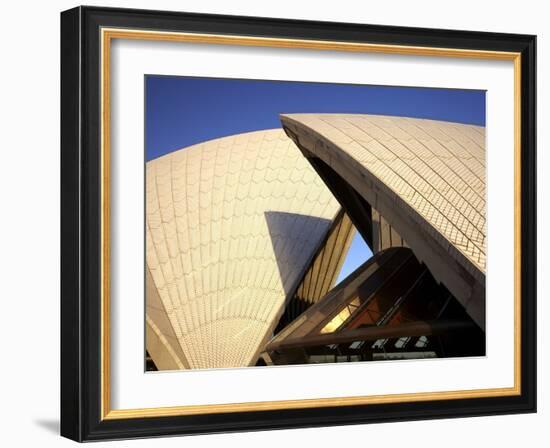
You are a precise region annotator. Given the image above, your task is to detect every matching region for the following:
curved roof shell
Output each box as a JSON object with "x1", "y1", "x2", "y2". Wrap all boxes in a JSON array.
[
  {"x1": 281, "y1": 114, "x2": 486, "y2": 327},
  {"x1": 146, "y1": 129, "x2": 342, "y2": 369}
]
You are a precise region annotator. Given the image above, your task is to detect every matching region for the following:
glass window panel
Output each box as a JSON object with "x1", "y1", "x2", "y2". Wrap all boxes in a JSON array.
[
  {"x1": 320, "y1": 304, "x2": 353, "y2": 333},
  {"x1": 415, "y1": 335, "x2": 429, "y2": 348},
  {"x1": 372, "y1": 338, "x2": 387, "y2": 349},
  {"x1": 395, "y1": 336, "x2": 410, "y2": 348}
]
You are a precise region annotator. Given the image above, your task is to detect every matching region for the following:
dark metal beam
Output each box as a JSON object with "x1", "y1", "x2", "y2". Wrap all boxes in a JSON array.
[{"x1": 266, "y1": 319, "x2": 476, "y2": 352}]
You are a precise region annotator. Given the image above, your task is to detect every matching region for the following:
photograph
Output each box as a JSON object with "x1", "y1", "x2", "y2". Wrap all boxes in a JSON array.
[
  {"x1": 57, "y1": 5, "x2": 538, "y2": 442},
  {"x1": 144, "y1": 76, "x2": 487, "y2": 371}
]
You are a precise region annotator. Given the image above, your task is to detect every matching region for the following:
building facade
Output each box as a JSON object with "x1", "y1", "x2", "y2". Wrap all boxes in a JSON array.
[
  {"x1": 145, "y1": 129, "x2": 348, "y2": 369},
  {"x1": 146, "y1": 114, "x2": 486, "y2": 370}
]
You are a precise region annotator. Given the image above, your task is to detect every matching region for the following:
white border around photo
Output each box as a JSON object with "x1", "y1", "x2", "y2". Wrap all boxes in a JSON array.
[{"x1": 109, "y1": 38, "x2": 515, "y2": 410}]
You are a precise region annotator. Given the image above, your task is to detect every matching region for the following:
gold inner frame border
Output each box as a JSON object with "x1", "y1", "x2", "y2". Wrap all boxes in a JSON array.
[{"x1": 99, "y1": 27, "x2": 522, "y2": 420}]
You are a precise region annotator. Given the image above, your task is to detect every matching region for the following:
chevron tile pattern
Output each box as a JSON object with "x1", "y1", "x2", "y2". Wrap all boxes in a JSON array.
[
  {"x1": 281, "y1": 114, "x2": 486, "y2": 274},
  {"x1": 146, "y1": 129, "x2": 341, "y2": 369}
]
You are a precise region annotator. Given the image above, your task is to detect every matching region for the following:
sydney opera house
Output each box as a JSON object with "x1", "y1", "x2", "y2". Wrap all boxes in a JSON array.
[{"x1": 145, "y1": 113, "x2": 486, "y2": 371}]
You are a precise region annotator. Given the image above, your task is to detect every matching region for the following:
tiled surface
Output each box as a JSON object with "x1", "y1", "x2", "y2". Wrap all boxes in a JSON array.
[
  {"x1": 296, "y1": 212, "x2": 355, "y2": 304},
  {"x1": 146, "y1": 129, "x2": 341, "y2": 369},
  {"x1": 282, "y1": 114, "x2": 486, "y2": 274}
]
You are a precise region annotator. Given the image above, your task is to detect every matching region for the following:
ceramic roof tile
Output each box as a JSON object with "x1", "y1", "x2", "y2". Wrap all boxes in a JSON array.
[
  {"x1": 281, "y1": 113, "x2": 486, "y2": 275},
  {"x1": 146, "y1": 129, "x2": 341, "y2": 369}
]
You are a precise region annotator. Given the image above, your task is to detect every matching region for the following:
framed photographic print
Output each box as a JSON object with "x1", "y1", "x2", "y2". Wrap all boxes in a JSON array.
[{"x1": 60, "y1": 6, "x2": 537, "y2": 442}]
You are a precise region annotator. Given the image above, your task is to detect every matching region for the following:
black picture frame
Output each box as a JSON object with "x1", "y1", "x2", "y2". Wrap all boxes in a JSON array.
[{"x1": 61, "y1": 5, "x2": 536, "y2": 442}]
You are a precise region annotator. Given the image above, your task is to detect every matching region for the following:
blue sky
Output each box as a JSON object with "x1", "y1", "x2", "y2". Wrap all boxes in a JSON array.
[
  {"x1": 335, "y1": 233, "x2": 371, "y2": 284},
  {"x1": 146, "y1": 76, "x2": 485, "y2": 161},
  {"x1": 145, "y1": 75, "x2": 485, "y2": 283}
]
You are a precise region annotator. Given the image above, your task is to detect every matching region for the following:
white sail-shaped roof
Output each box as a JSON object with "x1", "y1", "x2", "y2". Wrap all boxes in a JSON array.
[
  {"x1": 281, "y1": 114, "x2": 486, "y2": 327},
  {"x1": 146, "y1": 129, "x2": 342, "y2": 369}
]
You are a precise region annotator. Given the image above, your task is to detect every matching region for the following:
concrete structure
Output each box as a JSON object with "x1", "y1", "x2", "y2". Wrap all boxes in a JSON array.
[
  {"x1": 281, "y1": 113, "x2": 486, "y2": 328},
  {"x1": 274, "y1": 209, "x2": 355, "y2": 332},
  {"x1": 263, "y1": 247, "x2": 485, "y2": 366},
  {"x1": 145, "y1": 129, "x2": 345, "y2": 369}
]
